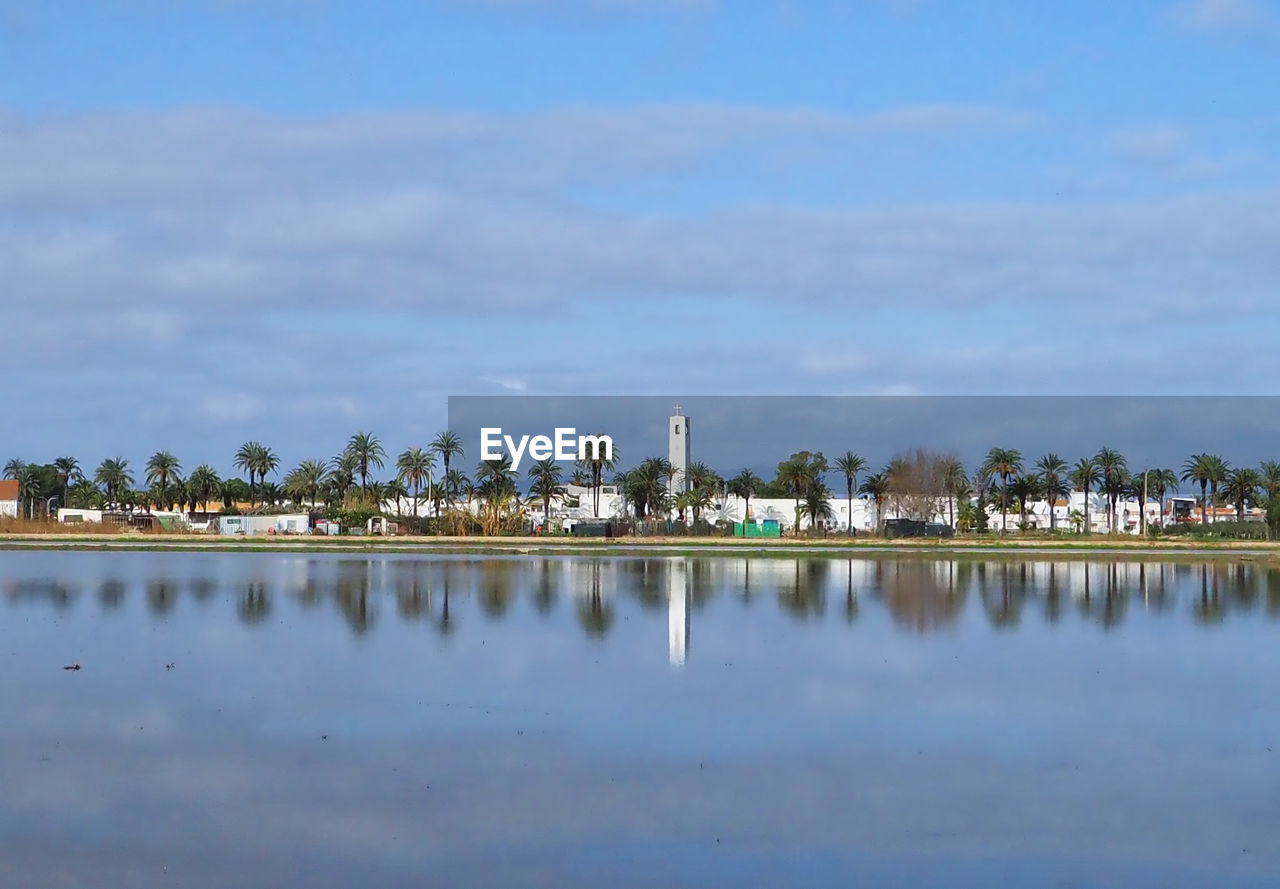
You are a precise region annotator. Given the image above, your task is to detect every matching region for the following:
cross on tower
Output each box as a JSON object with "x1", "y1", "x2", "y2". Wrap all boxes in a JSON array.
[{"x1": 673, "y1": 403, "x2": 682, "y2": 416}]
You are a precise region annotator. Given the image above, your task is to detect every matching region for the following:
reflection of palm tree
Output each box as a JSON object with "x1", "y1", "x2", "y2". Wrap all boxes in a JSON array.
[
  {"x1": 238, "y1": 582, "x2": 271, "y2": 624},
  {"x1": 577, "y1": 563, "x2": 614, "y2": 638}
]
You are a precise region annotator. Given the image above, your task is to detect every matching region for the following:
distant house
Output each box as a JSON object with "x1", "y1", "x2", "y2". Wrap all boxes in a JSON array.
[
  {"x1": 0, "y1": 479, "x2": 18, "y2": 518},
  {"x1": 217, "y1": 514, "x2": 310, "y2": 536}
]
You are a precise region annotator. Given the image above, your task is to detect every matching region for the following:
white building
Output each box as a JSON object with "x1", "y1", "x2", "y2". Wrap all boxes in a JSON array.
[
  {"x1": 0, "y1": 480, "x2": 19, "y2": 518},
  {"x1": 218, "y1": 514, "x2": 311, "y2": 536}
]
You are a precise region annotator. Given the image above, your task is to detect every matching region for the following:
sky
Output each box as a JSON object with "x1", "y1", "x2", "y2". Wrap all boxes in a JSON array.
[{"x1": 3, "y1": 0, "x2": 1279, "y2": 476}]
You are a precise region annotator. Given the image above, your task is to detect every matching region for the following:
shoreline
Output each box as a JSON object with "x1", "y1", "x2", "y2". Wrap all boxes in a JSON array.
[{"x1": 1, "y1": 533, "x2": 1278, "y2": 560}]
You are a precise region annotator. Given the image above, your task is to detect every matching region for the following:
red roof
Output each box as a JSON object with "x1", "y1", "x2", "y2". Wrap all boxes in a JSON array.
[{"x1": 0, "y1": 479, "x2": 18, "y2": 501}]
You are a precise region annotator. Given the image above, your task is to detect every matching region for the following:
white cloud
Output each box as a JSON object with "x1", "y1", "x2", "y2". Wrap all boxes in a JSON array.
[{"x1": 2, "y1": 102, "x2": 1279, "y2": 461}]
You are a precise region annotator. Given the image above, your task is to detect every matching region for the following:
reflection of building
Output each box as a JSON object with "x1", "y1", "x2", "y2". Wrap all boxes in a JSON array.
[
  {"x1": 668, "y1": 558, "x2": 689, "y2": 666},
  {"x1": 668, "y1": 405, "x2": 690, "y2": 494}
]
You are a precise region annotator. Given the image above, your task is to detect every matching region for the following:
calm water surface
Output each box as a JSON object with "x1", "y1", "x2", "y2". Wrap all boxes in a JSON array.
[{"x1": 3, "y1": 552, "x2": 1280, "y2": 888}]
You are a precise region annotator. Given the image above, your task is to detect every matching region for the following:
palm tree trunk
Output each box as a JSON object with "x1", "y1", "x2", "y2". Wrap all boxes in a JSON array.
[
  {"x1": 847, "y1": 481, "x2": 853, "y2": 534},
  {"x1": 1002, "y1": 477, "x2": 1008, "y2": 533}
]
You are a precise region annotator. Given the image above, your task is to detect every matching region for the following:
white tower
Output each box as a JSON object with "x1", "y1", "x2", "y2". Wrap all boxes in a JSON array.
[{"x1": 668, "y1": 405, "x2": 690, "y2": 494}]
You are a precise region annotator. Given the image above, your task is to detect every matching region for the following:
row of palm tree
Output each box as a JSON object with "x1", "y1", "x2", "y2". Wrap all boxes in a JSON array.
[{"x1": 7, "y1": 438, "x2": 1279, "y2": 534}]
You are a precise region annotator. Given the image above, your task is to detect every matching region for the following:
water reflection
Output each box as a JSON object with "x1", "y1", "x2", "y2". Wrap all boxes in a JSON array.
[
  {"x1": 6, "y1": 551, "x2": 1280, "y2": 888},
  {"x1": 7, "y1": 556, "x2": 1280, "y2": 655}
]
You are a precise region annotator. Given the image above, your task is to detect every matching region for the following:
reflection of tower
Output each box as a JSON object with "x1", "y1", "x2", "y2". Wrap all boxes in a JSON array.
[
  {"x1": 668, "y1": 405, "x2": 690, "y2": 494},
  {"x1": 668, "y1": 559, "x2": 690, "y2": 666}
]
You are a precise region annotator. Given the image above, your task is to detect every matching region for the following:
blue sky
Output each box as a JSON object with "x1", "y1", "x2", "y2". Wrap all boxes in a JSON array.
[{"x1": 3, "y1": 0, "x2": 1279, "y2": 475}]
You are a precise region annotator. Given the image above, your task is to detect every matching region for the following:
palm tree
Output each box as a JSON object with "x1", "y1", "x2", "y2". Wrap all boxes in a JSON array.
[
  {"x1": 1181, "y1": 453, "x2": 1213, "y2": 527},
  {"x1": 1224, "y1": 467, "x2": 1261, "y2": 521},
  {"x1": 799, "y1": 480, "x2": 834, "y2": 533},
  {"x1": 577, "y1": 436, "x2": 620, "y2": 517},
  {"x1": 186, "y1": 465, "x2": 221, "y2": 517},
  {"x1": 395, "y1": 447, "x2": 435, "y2": 517},
  {"x1": 778, "y1": 452, "x2": 827, "y2": 532},
  {"x1": 2, "y1": 458, "x2": 24, "y2": 480},
  {"x1": 1204, "y1": 454, "x2": 1230, "y2": 525},
  {"x1": 1009, "y1": 475, "x2": 1042, "y2": 528},
  {"x1": 329, "y1": 451, "x2": 358, "y2": 503},
  {"x1": 431, "y1": 432, "x2": 464, "y2": 516},
  {"x1": 444, "y1": 468, "x2": 471, "y2": 512},
  {"x1": 729, "y1": 469, "x2": 762, "y2": 522},
  {"x1": 527, "y1": 458, "x2": 563, "y2": 526},
  {"x1": 833, "y1": 452, "x2": 867, "y2": 534},
  {"x1": 1261, "y1": 460, "x2": 1280, "y2": 500},
  {"x1": 145, "y1": 451, "x2": 181, "y2": 504},
  {"x1": 234, "y1": 442, "x2": 262, "y2": 504},
  {"x1": 284, "y1": 460, "x2": 328, "y2": 509},
  {"x1": 941, "y1": 458, "x2": 968, "y2": 532},
  {"x1": 980, "y1": 448, "x2": 1022, "y2": 533},
  {"x1": 52, "y1": 457, "x2": 81, "y2": 510},
  {"x1": 1094, "y1": 447, "x2": 1127, "y2": 533},
  {"x1": 345, "y1": 432, "x2": 386, "y2": 493},
  {"x1": 94, "y1": 457, "x2": 134, "y2": 509},
  {"x1": 1142, "y1": 468, "x2": 1178, "y2": 528},
  {"x1": 16, "y1": 464, "x2": 44, "y2": 519},
  {"x1": 859, "y1": 472, "x2": 888, "y2": 534},
  {"x1": 1035, "y1": 453, "x2": 1069, "y2": 533}
]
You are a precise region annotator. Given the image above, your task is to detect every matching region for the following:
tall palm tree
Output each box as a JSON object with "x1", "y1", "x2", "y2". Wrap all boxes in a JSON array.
[
  {"x1": 1203, "y1": 454, "x2": 1230, "y2": 525},
  {"x1": 145, "y1": 451, "x2": 181, "y2": 504},
  {"x1": 94, "y1": 457, "x2": 134, "y2": 509},
  {"x1": 527, "y1": 458, "x2": 563, "y2": 526},
  {"x1": 1181, "y1": 453, "x2": 1213, "y2": 527},
  {"x1": 1094, "y1": 447, "x2": 1127, "y2": 533},
  {"x1": 1144, "y1": 468, "x2": 1178, "y2": 527},
  {"x1": 1068, "y1": 458, "x2": 1100, "y2": 534},
  {"x1": 345, "y1": 432, "x2": 386, "y2": 493},
  {"x1": 577, "y1": 436, "x2": 621, "y2": 517},
  {"x1": 2, "y1": 458, "x2": 24, "y2": 479},
  {"x1": 395, "y1": 447, "x2": 435, "y2": 517},
  {"x1": 729, "y1": 468, "x2": 762, "y2": 522},
  {"x1": 431, "y1": 432, "x2": 464, "y2": 516},
  {"x1": 234, "y1": 442, "x2": 261, "y2": 504},
  {"x1": 1035, "y1": 453, "x2": 1069, "y2": 533},
  {"x1": 833, "y1": 451, "x2": 867, "y2": 534},
  {"x1": 52, "y1": 457, "x2": 81, "y2": 510},
  {"x1": 980, "y1": 448, "x2": 1023, "y2": 533}
]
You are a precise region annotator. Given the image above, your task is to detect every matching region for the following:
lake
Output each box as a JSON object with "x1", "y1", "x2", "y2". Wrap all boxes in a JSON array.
[{"x1": 3, "y1": 551, "x2": 1279, "y2": 888}]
